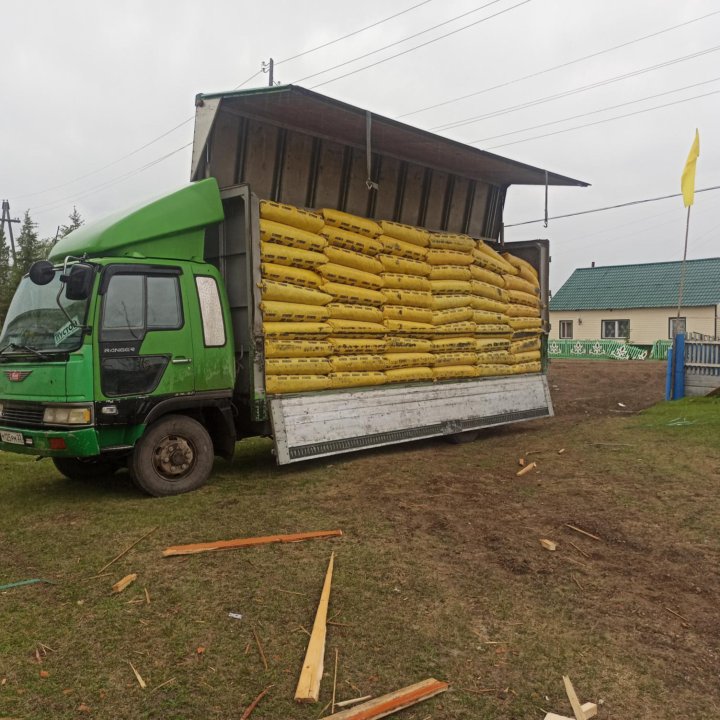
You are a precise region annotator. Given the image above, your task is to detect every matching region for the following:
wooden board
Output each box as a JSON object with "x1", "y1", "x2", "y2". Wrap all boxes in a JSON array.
[
  {"x1": 162, "y1": 529, "x2": 342, "y2": 557},
  {"x1": 295, "y1": 553, "x2": 335, "y2": 703},
  {"x1": 562, "y1": 676, "x2": 586, "y2": 720},
  {"x1": 320, "y1": 678, "x2": 448, "y2": 719}
]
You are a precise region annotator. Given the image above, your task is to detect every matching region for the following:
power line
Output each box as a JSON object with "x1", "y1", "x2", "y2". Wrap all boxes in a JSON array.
[
  {"x1": 433, "y1": 43, "x2": 720, "y2": 132},
  {"x1": 505, "y1": 185, "x2": 720, "y2": 228},
  {"x1": 395, "y1": 8, "x2": 720, "y2": 119},
  {"x1": 486, "y1": 87, "x2": 720, "y2": 149},
  {"x1": 308, "y1": 0, "x2": 533, "y2": 90}
]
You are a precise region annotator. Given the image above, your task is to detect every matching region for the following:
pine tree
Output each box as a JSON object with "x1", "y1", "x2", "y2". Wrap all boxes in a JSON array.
[
  {"x1": 12, "y1": 211, "x2": 43, "y2": 283},
  {"x1": 59, "y1": 206, "x2": 84, "y2": 238},
  {"x1": 0, "y1": 224, "x2": 11, "y2": 327}
]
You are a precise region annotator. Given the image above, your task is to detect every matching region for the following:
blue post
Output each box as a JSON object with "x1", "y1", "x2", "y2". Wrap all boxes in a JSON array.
[
  {"x1": 673, "y1": 333, "x2": 685, "y2": 400},
  {"x1": 665, "y1": 347, "x2": 673, "y2": 400}
]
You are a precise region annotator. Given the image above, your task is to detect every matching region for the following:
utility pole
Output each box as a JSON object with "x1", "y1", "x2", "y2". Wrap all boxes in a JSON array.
[
  {"x1": 1, "y1": 200, "x2": 20, "y2": 264},
  {"x1": 261, "y1": 58, "x2": 274, "y2": 87}
]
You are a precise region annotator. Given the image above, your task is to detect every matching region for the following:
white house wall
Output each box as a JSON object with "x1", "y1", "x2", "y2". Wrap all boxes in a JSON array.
[{"x1": 549, "y1": 305, "x2": 718, "y2": 344}]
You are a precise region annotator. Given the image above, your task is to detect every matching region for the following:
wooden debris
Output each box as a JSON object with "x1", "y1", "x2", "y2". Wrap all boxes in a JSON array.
[
  {"x1": 558, "y1": 448, "x2": 566, "y2": 454},
  {"x1": 252, "y1": 628, "x2": 268, "y2": 671},
  {"x1": 516, "y1": 462, "x2": 537, "y2": 477},
  {"x1": 295, "y1": 553, "x2": 335, "y2": 703},
  {"x1": 539, "y1": 539, "x2": 557, "y2": 551},
  {"x1": 331, "y1": 648, "x2": 339, "y2": 714},
  {"x1": 664, "y1": 606, "x2": 690, "y2": 623},
  {"x1": 127, "y1": 661, "x2": 146, "y2": 689},
  {"x1": 564, "y1": 524, "x2": 601, "y2": 541},
  {"x1": 569, "y1": 541, "x2": 589, "y2": 558},
  {"x1": 320, "y1": 678, "x2": 448, "y2": 719},
  {"x1": 150, "y1": 677, "x2": 176, "y2": 693},
  {"x1": 111, "y1": 574, "x2": 137, "y2": 594},
  {"x1": 571, "y1": 574, "x2": 584, "y2": 591},
  {"x1": 544, "y1": 703, "x2": 597, "y2": 720},
  {"x1": 97, "y1": 527, "x2": 158, "y2": 575},
  {"x1": 335, "y1": 695, "x2": 373, "y2": 708},
  {"x1": 240, "y1": 685, "x2": 272, "y2": 720},
  {"x1": 162, "y1": 529, "x2": 343, "y2": 557},
  {"x1": 518, "y1": 458, "x2": 526, "y2": 467},
  {"x1": 144, "y1": 587, "x2": 151, "y2": 604},
  {"x1": 562, "y1": 675, "x2": 585, "y2": 720}
]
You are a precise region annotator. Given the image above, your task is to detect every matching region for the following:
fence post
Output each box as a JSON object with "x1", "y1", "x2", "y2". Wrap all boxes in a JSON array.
[
  {"x1": 673, "y1": 333, "x2": 685, "y2": 399},
  {"x1": 665, "y1": 347, "x2": 674, "y2": 400}
]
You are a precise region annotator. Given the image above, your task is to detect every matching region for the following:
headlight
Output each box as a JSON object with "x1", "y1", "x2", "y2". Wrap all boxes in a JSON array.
[{"x1": 43, "y1": 405, "x2": 92, "y2": 425}]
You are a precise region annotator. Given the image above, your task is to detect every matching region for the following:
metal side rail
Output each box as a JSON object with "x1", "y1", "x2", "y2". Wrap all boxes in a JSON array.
[{"x1": 269, "y1": 373, "x2": 553, "y2": 464}]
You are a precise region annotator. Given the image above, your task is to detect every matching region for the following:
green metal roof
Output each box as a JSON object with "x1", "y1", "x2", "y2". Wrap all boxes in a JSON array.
[
  {"x1": 49, "y1": 178, "x2": 224, "y2": 263},
  {"x1": 550, "y1": 258, "x2": 720, "y2": 310}
]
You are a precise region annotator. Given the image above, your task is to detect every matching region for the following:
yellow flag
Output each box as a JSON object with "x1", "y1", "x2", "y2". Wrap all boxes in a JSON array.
[{"x1": 681, "y1": 129, "x2": 700, "y2": 207}]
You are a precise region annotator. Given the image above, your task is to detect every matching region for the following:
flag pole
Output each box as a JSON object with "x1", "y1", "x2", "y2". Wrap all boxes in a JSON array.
[{"x1": 676, "y1": 205, "x2": 691, "y2": 319}]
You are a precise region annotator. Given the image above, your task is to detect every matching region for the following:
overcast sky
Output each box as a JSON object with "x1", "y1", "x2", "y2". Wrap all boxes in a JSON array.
[{"x1": 2, "y1": 0, "x2": 718, "y2": 291}]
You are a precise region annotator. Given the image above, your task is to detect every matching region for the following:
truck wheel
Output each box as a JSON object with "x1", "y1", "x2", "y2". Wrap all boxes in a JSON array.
[
  {"x1": 129, "y1": 414, "x2": 214, "y2": 497},
  {"x1": 52, "y1": 457, "x2": 119, "y2": 481},
  {"x1": 446, "y1": 430, "x2": 480, "y2": 444}
]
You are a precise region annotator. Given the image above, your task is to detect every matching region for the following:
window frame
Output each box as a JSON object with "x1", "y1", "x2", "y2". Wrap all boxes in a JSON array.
[
  {"x1": 558, "y1": 320, "x2": 573, "y2": 339},
  {"x1": 195, "y1": 275, "x2": 227, "y2": 348},
  {"x1": 668, "y1": 316, "x2": 687, "y2": 339},
  {"x1": 601, "y1": 319, "x2": 630, "y2": 340}
]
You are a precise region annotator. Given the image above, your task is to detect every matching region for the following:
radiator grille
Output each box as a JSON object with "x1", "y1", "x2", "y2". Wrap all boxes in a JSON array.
[{"x1": 1, "y1": 402, "x2": 45, "y2": 428}]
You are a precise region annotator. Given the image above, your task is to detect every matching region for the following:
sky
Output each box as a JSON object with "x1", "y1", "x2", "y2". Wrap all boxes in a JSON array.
[{"x1": 1, "y1": 0, "x2": 718, "y2": 291}]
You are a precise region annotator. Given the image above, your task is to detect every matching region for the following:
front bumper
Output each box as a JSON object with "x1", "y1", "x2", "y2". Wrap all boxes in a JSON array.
[{"x1": 0, "y1": 425, "x2": 100, "y2": 457}]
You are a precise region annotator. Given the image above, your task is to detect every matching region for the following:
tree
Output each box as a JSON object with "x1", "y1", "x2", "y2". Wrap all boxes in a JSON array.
[
  {"x1": 12, "y1": 211, "x2": 43, "y2": 284},
  {"x1": 58, "y1": 206, "x2": 84, "y2": 238},
  {"x1": 0, "y1": 224, "x2": 11, "y2": 327}
]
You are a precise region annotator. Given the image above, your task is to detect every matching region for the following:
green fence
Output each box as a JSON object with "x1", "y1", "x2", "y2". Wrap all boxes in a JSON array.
[{"x1": 548, "y1": 339, "x2": 670, "y2": 361}]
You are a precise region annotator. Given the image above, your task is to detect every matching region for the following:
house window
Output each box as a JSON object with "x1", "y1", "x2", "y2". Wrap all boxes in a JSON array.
[
  {"x1": 602, "y1": 319, "x2": 629, "y2": 339},
  {"x1": 669, "y1": 317, "x2": 686, "y2": 339},
  {"x1": 559, "y1": 320, "x2": 573, "y2": 339}
]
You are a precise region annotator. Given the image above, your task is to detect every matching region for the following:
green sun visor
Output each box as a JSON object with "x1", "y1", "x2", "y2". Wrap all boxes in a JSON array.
[{"x1": 49, "y1": 178, "x2": 224, "y2": 263}]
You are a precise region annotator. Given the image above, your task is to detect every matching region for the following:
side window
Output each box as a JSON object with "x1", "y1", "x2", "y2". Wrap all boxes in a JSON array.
[
  {"x1": 147, "y1": 276, "x2": 182, "y2": 330},
  {"x1": 195, "y1": 276, "x2": 226, "y2": 347}
]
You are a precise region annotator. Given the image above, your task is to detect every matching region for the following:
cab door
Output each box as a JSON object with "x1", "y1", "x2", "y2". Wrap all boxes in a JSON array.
[{"x1": 97, "y1": 266, "x2": 195, "y2": 401}]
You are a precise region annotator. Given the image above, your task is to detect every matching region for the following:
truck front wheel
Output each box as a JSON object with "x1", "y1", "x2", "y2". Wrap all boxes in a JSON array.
[
  {"x1": 52, "y1": 457, "x2": 120, "y2": 481},
  {"x1": 129, "y1": 414, "x2": 214, "y2": 497}
]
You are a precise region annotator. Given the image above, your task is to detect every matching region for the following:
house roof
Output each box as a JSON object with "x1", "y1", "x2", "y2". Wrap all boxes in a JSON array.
[{"x1": 550, "y1": 258, "x2": 720, "y2": 310}]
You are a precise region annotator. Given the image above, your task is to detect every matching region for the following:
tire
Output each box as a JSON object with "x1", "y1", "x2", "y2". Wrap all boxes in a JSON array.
[
  {"x1": 52, "y1": 456, "x2": 120, "y2": 481},
  {"x1": 128, "y1": 414, "x2": 214, "y2": 497},
  {"x1": 445, "y1": 430, "x2": 480, "y2": 444}
]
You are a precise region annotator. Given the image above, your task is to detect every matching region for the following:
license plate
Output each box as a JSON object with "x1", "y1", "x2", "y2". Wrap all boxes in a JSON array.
[{"x1": 0, "y1": 431, "x2": 24, "y2": 445}]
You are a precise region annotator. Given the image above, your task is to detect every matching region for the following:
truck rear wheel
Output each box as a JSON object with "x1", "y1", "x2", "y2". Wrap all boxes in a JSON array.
[
  {"x1": 52, "y1": 457, "x2": 120, "y2": 481},
  {"x1": 445, "y1": 430, "x2": 480, "y2": 444},
  {"x1": 129, "y1": 414, "x2": 214, "y2": 497}
]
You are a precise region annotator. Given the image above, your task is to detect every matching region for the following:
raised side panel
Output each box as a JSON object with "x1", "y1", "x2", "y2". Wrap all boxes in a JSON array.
[
  {"x1": 270, "y1": 374, "x2": 553, "y2": 465},
  {"x1": 242, "y1": 119, "x2": 279, "y2": 200}
]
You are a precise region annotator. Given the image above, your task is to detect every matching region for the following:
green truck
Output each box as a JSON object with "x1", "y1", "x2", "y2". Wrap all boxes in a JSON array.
[{"x1": 0, "y1": 86, "x2": 585, "y2": 495}]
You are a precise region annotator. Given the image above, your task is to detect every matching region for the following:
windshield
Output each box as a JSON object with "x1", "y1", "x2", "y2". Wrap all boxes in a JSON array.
[{"x1": 0, "y1": 274, "x2": 91, "y2": 354}]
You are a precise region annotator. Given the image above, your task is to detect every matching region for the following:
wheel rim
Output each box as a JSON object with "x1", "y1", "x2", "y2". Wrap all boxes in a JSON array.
[{"x1": 152, "y1": 434, "x2": 196, "y2": 481}]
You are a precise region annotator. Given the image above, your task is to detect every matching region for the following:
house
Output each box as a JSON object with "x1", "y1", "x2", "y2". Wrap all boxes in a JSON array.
[{"x1": 549, "y1": 258, "x2": 720, "y2": 345}]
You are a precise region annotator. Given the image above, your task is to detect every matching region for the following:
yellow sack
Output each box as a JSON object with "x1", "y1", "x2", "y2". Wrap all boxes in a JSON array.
[
  {"x1": 318, "y1": 263, "x2": 384, "y2": 290},
  {"x1": 259, "y1": 200, "x2": 324, "y2": 234},
  {"x1": 475, "y1": 323, "x2": 513, "y2": 336},
  {"x1": 431, "y1": 294, "x2": 472, "y2": 310},
  {"x1": 379, "y1": 235, "x2": 428, "y2": 261},
  {"x1": 433, "y1": 365, "x2": 477, "y2": 380},
  {"x1": 507, "y1": 289, "x2": 541, "y2": 308},
  {"x1": 426, "y1": 249, "x2": 474, "y2": 266},
  {"x1": 477, "y1": 350, "x2": 513, "y2": 365},
  {"x1": 263, "y1": 322, "x2": 331, "y2": 338},
  {"x1": 261, "y1": 262, "x2": 323, "y2": 289},
  {"x1": 470, "y1": 279, "x2": 509, "y2": 302},
  {"x1": 380, "y1": 273, "x2": 432, "y2": 291},
  {"x1": 476, "y1": 240, "x2": 517, "y2": 274},
  {"x1": 321, "y1": 227, "x2": 383, "y2": 255},
  {"x1": 512, "y1": 350, "x2": 542, "y2": 364},
  {"x1": 476, "y1": 338, "x2": 511, "y2": 352},
  {"x1": 322, "y1": 281, "x2": 385, "y2": 307},
  {"x1": 476, "y1": 364, "x2": 513, "y2": 377},
  {"x1": 506, "y1": 303, "x2": 540, "y2": 318},
  {"x1": 382, "y1": 289, "x2": 433, "y2": 308},
  {"x1": 384, "y1": 352, "x2": 435, "y2": 369},
  {"x1": 472, "y1": 248, "x2": 516, "y2": 276},
  {"x1": 474, "y1": 310, "x2": 506, "y2": 324},
  {"x1": 327, "y1": 303, "x2": 384, "y2": 323},
  {"x1": 321, "y1": 208, "x2": 381, "y2": 238},
  {"x1": 259, "y1": 218, "x2": 326, "y2": 253},
  {"x1": 469, "y1": 264, "x2": 504, "y2": 288},
  {"x1": 385, "y1": 337, "x2": 433, "y2": 353},
  {"x1": 507, "y1": 317, "x2": 543, "y2": 330},
  {"x1": 385, "y1": 367, "x2": 433, "y2": 383},
  {"x1": 431, "y1": 307, "x2": 474, "y2": 326},
  {"x1": 430, "y1": 279, "x2": 472, "y2": 295},
  {"x1": 428, "y1": 233, "x2": 475, "y2": 252},
  {"x1": 261, "y1": 242, "x2": 328, "y2": 270},
  {"x1": 383, "y1": 319, "x2": 435, "y2": 334},
  {"x1": 428, "y1": 265, "x2": 472, "y2": 281},
  {"x1": 330, "y1": 354, "x2": 386, "y2": 372},
  {"x1": 504, "y1": 274, "x2": 539, "y2": 294},
  {"x1": 432, "y1": 336, "x2": 476, "y2": 352},
  {"x1": 326, "y1": 319, "x2": 386, "y2": 335},
  {"x1": 329, "y1": 371, "x2": 386, "y2": 389},
  {"x1": 265, "y1": 339, "x2": 332, "y2": 358},
  {"x1": 514, "y1": 361, "x2": 542, "y2": 374},
  {"x1": 383, "y1": 305, "x2": 433, "y2": 324},
  {"x1": 266, "y1": 374, "x2": 331, "y2": 394},
  {"x1": 265, "y1": 357, "x2": 332, "y2": 375},
  {"x1": 469, "y1": 296, "x2": 508, "y2": 314},
  {"x1": 260, "y1": 301, "x2": 330, "y2": 322},
  {"x1": 260, "y1": 280, "x2": 333, "y2": 306},
  {"x1": 324, "y1": 246, "x2": 384, "y2": 275},
  {"x1": 380, "y1": 220, "x2": 429, "y2": 247},
  {"x1": 377, "y1": 254, "x2": 431, "y2": 277},
  {"x1": 433, "y1": 351, "x2": 477, "y2": 367},
  {"x1": 511, "y1": 337, "x2": 541, "y2": 353},
  {"x1": 434, "y1": 321, "x2": 477, "y2": 335},
  {"x1": 329, "y1": 337, "x2": 387, "y2": 354},
  {"x1": 503, "y1": 252, "x2": 539, "y2": 282}
]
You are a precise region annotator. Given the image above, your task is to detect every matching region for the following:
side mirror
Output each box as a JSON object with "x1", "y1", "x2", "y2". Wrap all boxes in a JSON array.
[
  {"x1": 65, "y1": 264, "x2": 94, "y2": 301},
  {"x1": 28, "y1": 260, "x2": 55, "y2": 286}
]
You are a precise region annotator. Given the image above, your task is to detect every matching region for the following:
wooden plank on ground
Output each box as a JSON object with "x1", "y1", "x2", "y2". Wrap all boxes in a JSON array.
[
  {"x1": 320, "y1": 678, "x2": 448, "y2": 719},
  {"x1": 162, "y1": 530, "x2": 343, "y2": 557},
  {"x1": 581, "y1": 702, "x2": 597, "y2": 719},
  {"x1": 112, "y1": 574, "x2": 137, "y2": 593},
  {"x1": 295, "y1": 553, "x2": 335, "y2": 703},
  {"x1": 562, "y1": 676, "x2": 585, "y2": 720}
]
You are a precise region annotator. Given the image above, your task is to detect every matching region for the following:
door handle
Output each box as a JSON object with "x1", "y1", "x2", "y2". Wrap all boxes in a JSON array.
[{"x1": 172, "y1": 357, "x2": 192, "y2": 365}]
